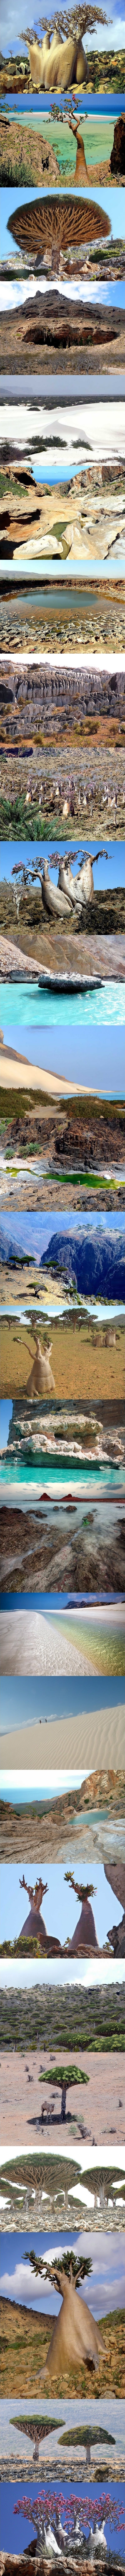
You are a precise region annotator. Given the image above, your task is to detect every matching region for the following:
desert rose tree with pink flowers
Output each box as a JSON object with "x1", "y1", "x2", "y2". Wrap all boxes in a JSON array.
[{"x1": 14, "y1": 2486, "x2": 125, "y2": 2543}]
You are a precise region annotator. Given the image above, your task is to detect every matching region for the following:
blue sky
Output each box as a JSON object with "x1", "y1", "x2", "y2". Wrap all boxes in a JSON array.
[
  {"x1": 0, "y1": 1854, "x2": 123, "y2": 1947},
  {"x1": 1, "y1": 0, "x2": 125, "y2": 53},
  {"x1": 1, "y1": 1019, "x2": 125, "y2": 1088},
  {"x1": 1, "y1": 88, "x2": 125, "y2": 108},
  {"x1": 1, "y1": 183, "x2": 125, "y2": 261},
  {"x1": 1, "y1": 1016, "x2": 124, "y2": 1085},
  {"x1": 1, "y1": 836, "x2": 125, "y2": 890},
  {"x1": 1, "y1": 2479, "x2": 125, "y2": 2561}
]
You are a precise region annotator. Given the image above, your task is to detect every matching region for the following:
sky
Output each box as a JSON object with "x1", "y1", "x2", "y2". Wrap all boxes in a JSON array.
[
  {"x1": 1, "y1": 835, "x2": 125, "y2": 890},
  {"x1": 0, "y1": 1854, "x2": 122, "y2": 1948},
  {"x1": 1, "y1": 2479, "x2": 125, "y2": 2562},
  {"x1": 1, "y1": 1010, "x2": 124, "y2": 1069},
  {"x1": 1, "y1": 2224, "x2": 124, "y2": 2316},
  {"x1": 0, "y1": 1670, "x2": 123, "y2": 1740},
  {"x1": 1, "y1": 1589, "x2": 124, "y2": 1607},
  {"x1": 1, "y1": 0, "x2": 125, "y2": 54},
  {"x1": 1, "y1": 288, "x2": 125, "y2": 325},
  {"x1": 1, "y1": 89, "x2": 125, "y2": 108},
  {"x1": 1, "y1": 1951, "x2": 124, "y2": 1986}
]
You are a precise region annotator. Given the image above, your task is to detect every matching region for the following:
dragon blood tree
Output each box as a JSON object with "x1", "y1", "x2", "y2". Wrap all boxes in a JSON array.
[
  {"x1": 14, "y1": 2486, "x2": 125, "y2": 2557},
  {"x1": 25, "y1": 2247, "x2": 105, "y2": 2377},
  {"x1": 39, "y1": 2060, "x2": 89, "y2": 2122},
  {"x1": 64, "y1": 1873, "x2": 99, "y2": 1953}
]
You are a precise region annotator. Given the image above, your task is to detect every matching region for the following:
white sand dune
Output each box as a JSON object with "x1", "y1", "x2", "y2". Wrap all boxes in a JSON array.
[{"x1": 0, "y1": 1046, "x2": 93, "y2": 1099}]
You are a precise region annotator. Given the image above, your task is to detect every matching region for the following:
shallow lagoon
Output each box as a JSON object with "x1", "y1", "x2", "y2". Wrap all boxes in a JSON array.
[
  {"x1": 1, "y1": 979, "x2": 125, "y2": 1028},
  {"x1": 4, "y1": 112, "x2": 115, "y2": 177}
]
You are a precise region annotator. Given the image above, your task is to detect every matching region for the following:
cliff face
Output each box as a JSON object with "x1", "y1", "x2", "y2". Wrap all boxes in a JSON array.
[
  {"x1": 110, "y1": 111, "x2": 125, "y2": 173},
  {"x1": 41, "y1": 1225, "x2": 125, "y2": 1300}
]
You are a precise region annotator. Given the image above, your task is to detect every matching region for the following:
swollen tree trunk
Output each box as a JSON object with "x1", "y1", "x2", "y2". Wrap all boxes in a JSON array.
[{"x1": 68, "y1": 1897, "x2": 99, "y2": 1953}]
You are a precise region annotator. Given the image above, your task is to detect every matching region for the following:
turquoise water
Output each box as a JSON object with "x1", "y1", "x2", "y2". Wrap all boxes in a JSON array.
[
  {"x1": 5, "y1": 111, "x2": 114, "y2": 172},
  {"x1": 1, "y1": 980, "x2": 125, "y2": 1028},
  {"x1": 0, "y1": 1456, "x2": 124, "y2": 1495}
]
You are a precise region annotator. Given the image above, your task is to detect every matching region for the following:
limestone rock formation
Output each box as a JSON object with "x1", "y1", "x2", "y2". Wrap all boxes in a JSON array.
[
  {"x1": 104, "y1": 1861, "x2": 125, "y2": 1908},
  {"x1": 110, "y1": 111, "x2": 125, "y2": 174},
  {"x1": 104, "y1": 1859, "x2": 125, "y2": 1955}
]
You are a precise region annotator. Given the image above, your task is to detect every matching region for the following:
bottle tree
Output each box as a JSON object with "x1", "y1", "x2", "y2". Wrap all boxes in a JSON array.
[
  {"x1": 64, "y1": 1871, "x2": 99, "y2": 1952},
  {"x1": 24, "y1": 2247, "x2": 105, "y2": 2375}
]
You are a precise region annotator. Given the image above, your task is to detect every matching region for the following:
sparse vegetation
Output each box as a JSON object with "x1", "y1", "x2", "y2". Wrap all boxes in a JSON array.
[{"x1": 0, "y1": 1983, "x2": 124, "y2": 2050}]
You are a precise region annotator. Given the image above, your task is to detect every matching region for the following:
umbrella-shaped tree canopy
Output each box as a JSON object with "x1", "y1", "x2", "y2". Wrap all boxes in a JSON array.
[{"x1": 8, "y1": 191, "x2": 111, "y2": 266}]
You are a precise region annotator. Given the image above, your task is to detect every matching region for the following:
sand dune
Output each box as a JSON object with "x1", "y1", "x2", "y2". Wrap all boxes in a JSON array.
[{"x1": 0, "y1": 1046, "x2": 93, "y2": 1099}]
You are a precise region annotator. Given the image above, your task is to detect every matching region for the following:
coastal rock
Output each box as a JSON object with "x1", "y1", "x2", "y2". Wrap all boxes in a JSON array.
[{"x1": 110, "y1": 112, "x2": 125, "y2": 174}]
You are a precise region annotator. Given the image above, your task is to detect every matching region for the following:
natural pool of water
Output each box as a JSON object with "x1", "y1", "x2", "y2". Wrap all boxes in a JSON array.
[{"x1": 1, "y1": 979, "x2": 125, "y2": 1028}]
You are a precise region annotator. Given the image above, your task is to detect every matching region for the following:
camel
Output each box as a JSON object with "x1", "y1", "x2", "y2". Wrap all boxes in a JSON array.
[
  {"x1": 28, "y1": 28, "x2": 87, "y2": 92},
  {"x1": 26, "y1": 1335, "x2": 55, "y2": 1395},
  {"x1": 42, "y1": 2259, "x2": 105, "y2": 2378}
]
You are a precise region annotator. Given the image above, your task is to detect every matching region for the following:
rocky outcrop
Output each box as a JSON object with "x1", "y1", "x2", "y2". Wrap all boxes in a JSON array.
[
  {"x1": 41, "y1": 1222, "x2": 125, "y2": 1299},
  {"x1": 0, "y1": 658, "x2": 125, "y2": 737},
  {"x1": 104, "y1": 1862, "x2": 125, "y2": 1907},
  {"x1": 110, "y1": 112, "x2": 125, "y2": 174},
  {"x1": 0, "y1": 113, "x2": 59, "y2": 184}
]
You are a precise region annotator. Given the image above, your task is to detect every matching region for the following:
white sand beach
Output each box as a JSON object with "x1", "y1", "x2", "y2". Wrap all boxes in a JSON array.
[{"x1": 0, "y1": 1610, "x2": 125, "y2": 1762}]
